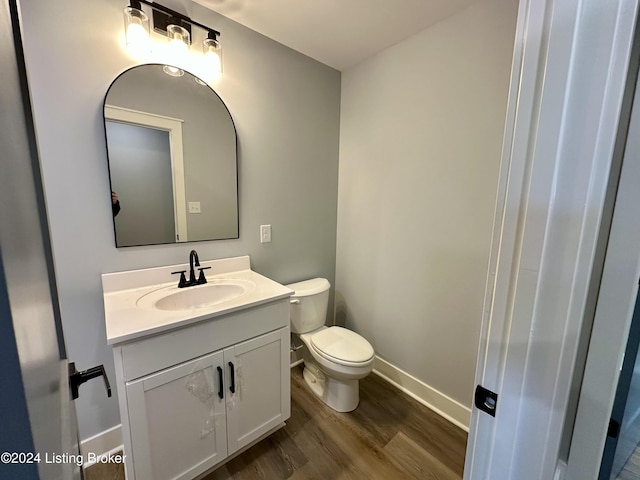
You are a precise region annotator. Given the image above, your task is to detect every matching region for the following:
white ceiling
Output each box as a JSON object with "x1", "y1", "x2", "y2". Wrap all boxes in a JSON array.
[{"x1": 192, "y1": 0, "x2": 478, "y2": 71}]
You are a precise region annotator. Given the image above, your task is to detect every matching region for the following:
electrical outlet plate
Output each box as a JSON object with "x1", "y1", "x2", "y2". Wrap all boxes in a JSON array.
[{"x1": 260, "y1": 225, "x2": 272, "y2": 243}]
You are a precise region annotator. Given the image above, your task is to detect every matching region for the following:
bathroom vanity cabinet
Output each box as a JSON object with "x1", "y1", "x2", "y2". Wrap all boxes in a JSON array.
[
  {"x1": 103, "y1": 257, "x2": 293, "y2": 480},
  {"x1": 112, "y1": 301, "x2": 290, "y2": 480}
]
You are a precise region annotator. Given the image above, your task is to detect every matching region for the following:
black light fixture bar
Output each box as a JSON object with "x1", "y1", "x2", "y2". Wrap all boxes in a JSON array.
[
  {"x1": 132, "y1": 0, "x2": 220, "y2": 42},
  {"x1": 152, "y1": 9, "x2": 192, "y2": 39}
]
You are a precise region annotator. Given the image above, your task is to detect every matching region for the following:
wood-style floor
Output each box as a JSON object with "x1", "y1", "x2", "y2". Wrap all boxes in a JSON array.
[
  {"x1": 85, "y1": 365, "x2": 467, "y2": 480},
  {"x1": 617, "y1": 443, "x2": 640, "y2": 480}
]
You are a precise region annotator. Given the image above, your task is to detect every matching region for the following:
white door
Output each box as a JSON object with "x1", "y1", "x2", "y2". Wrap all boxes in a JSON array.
[
  {"x1": 224, "y1": 328, "x2": 290, "y2": 454},
  {"x1": 126, "y1": 350, "x2": 228, "y2": 480},
  {"x1": 463, "y1": 0, "x2": 639, "y2": 479}
]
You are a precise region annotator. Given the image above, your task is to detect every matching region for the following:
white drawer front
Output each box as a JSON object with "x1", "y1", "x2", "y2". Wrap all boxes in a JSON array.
[{"x1": 120, "y1": 300, "x2": 289, "y2": 381}]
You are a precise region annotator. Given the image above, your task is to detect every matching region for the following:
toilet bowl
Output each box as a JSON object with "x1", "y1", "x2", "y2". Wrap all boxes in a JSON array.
[{"x1": 287, "y1": 278, "x2": 375, "y2": 412}]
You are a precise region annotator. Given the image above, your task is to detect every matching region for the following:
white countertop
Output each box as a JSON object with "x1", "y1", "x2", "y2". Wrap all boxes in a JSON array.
[{"x1": 102, "y1": 256, "x2": 293, "y2": 345}]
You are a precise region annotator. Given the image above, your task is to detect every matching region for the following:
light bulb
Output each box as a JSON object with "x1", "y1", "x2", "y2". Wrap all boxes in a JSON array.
[
  {"x1": 203, "y1": 37, "x2": 222, "y2": 79},
  {"x1": 163, "y1": 65, "x2": 184, "y2": 77},
  {"x1": 167, "y1": 24, "x2": 190, "y2": 57},
  {"x1": 127, "y1": 21, "x2": 146, "y2": 45},
  {"x1": 123, "y1": 7, "x2": 149, "y2": 52}
]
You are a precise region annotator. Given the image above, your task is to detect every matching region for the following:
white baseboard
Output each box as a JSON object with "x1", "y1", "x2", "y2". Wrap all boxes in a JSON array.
[
  {"x1": 80, "y1": 424, "x2": 123, "y2": 468},
  {"x1": 372, "y1": 356, "x2": 470, "y2": 431}
]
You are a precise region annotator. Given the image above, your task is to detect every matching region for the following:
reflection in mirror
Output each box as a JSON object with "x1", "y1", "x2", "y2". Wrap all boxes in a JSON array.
[{"x1": 103, "y1": 64, "x2": 238, "y2": 247}]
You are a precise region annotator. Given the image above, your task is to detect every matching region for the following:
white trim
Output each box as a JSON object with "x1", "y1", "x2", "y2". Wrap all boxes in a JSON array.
[
  {"x1": 80, "y1": 424, "x2": 123, "y2": 468},
  {"x1": 104, "y1": 105, "x2": 184, "y2": 126},
  {"x1": 373, "y1": 356, "x2": 470, "y2": 432},
  {"x1": 104, "y1": 105, "x2": 188, "y2": 242}
]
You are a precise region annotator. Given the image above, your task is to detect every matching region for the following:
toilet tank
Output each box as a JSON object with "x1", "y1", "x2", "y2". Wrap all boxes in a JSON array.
[{"x1": 286, "y1": 278, "x2": 331, "y2": 334}]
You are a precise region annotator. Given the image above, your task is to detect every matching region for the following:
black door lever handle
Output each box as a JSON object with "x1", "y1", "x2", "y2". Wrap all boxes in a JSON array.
[{"x1": 69, "y1": 363, "x2": 111, "y2": 400}]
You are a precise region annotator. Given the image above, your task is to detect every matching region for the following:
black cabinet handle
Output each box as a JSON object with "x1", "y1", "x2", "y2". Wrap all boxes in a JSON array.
[
  {"x1": 217, "y1": 366, "x2": 224, "y2": 399},
  {"x1": 228, "y1": 362, "x2": 235, "y2": 394}
]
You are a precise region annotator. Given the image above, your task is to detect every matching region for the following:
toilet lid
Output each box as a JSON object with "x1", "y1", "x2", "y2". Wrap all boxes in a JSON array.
[{"x1": 310, "y1": 327, "x2": 374, "y2": 365}]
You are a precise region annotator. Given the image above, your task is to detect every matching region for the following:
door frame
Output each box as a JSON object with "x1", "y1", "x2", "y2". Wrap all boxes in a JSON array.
[
  {"x1": 464, "y1": 0, "x2": 639, "y2": 479},
  {"x1": 104, "y1": 105, "x2": 188, "y2": 242}
]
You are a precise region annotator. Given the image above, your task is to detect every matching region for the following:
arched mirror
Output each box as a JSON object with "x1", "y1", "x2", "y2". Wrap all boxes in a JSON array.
[{"x1": 103, "y1": 64, "x2": 238, "y2": 247}]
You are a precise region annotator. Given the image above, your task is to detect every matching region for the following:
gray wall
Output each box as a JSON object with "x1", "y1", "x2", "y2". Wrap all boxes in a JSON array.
[
  {"x1": 19, "y1": 0, "x2": 340, "y2": 440},
  {"x1": 336, "y1": 0, "x2": 518, "y2": 408}
]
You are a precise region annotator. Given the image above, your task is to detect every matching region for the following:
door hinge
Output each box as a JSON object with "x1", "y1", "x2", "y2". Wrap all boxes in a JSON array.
[{"x1": 474, "y1": 385, "x2": 498, "y2": 417}]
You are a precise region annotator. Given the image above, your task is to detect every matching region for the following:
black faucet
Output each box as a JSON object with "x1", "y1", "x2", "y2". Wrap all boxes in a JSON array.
[
  {"x1": 189, "y1": 250, "x2": 200, "y2": 284},
  {"x1": 171, "y1": 250, "x2": 211, "y2": 288}
]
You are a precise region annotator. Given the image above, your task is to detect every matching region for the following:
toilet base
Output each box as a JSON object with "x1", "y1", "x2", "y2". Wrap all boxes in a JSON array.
[{"x1": 302, "y1": 363, "x2": 360, "y2": 412}]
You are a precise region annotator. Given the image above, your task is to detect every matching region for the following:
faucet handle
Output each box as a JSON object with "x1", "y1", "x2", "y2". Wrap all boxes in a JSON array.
[
  {"x1": 197, "y1": 266, "x2": 211, "y2": 284},
  {"x1": 171, "y1": 270, "x2": 188, "y2": 288}
]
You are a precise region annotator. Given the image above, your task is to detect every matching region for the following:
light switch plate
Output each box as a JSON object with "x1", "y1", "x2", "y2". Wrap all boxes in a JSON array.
[{"x1": 188, "y1": 202, "x2": 201, "y2": 214}]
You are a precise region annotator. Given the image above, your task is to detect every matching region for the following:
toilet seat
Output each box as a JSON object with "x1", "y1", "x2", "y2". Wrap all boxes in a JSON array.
[{"x1": 309, "y1": 326, "x2": 374, "y2": 367}]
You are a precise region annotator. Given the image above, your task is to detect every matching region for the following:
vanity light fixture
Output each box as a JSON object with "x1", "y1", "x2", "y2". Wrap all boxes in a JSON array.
[{"x1": 123, "y1": 0, "x2": 223, "y2": 79}]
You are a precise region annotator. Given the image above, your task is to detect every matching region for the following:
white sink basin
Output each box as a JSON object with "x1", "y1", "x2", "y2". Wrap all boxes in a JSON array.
[
  {"x1": 136, "y1": 279, "x2": 255, "y2": 312},
  {"x1": 103, "y1": 256, "x2": 295, "y2": 345}
]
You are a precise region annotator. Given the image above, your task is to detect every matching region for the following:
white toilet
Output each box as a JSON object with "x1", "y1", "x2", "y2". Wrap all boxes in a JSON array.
[{"x1": 287, "y1": 278, "x2": 375, "y2": 412}]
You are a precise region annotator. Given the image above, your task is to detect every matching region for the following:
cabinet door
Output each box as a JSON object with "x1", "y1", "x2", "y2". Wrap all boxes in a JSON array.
[
  {"x1": 126, "y1": 350, "x2": 228, "y2": 480},
  {"x1": 224, "y1": 327, "x2": 290, "y2": 454}
]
